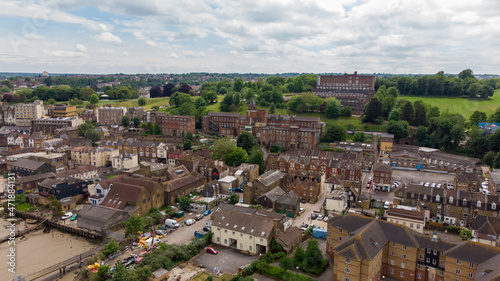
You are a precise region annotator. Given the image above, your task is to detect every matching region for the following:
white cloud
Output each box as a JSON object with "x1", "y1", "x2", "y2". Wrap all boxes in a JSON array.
[
  {"x1": 169, "y1": 52, "x2": 179, "y2": 59},
  {"x1": 42, "y1": 49, "x2": 88, "y2": 58},
  {"x1": 24, "y1": 33, "x2": 45, "y2": 40},
  {"x1": 93, "y1": 32, "x2": 122, "y2": 44},
  {"x1": 182, "y1": 50, "x2": 206, "y2": 58},
  {"x1": 76, "y1": 44, "x2": 87, "y2": 52}
]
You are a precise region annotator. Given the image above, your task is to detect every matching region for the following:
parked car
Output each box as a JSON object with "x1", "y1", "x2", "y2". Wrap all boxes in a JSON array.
[
  {"x1": 300, "y1": 227, "x2": 308, "y2": 232},
  {"x1": 299, "y1": 208, "x2": 305, "y2": 213},
  {"x1": 88, "y1": 179, "x2": 94, "y2": 184},
  {"x1": 195, "y1": 214, "x2": 204, "y2": 220},
  {"x1": 206, "y1": 247, "x2": 218, "y2": 255},
  {"x1": 70, "y1": 214, "x2": 78, "y2": 221},
  {"x1": 300, "y1": 198, "x2": 306, "y2": 204},
  {"x1": 394, "y1": 181, "x2": 401, "y2": 186},
  {"x1": 424, "y1": 182, "x2": 430, "y2": 187},
  {"x1": 301, "y1": 223, "x2": 309, "y2": 228},
  {"x1": 61, "y1": 212, "x2": 73, "y2": 220},
  {"x1": 431, "y1": 183, "x2": 436, "y2": 188},
  {"x1": 383, "y1": 201, "x2": 390, "y2": 209},
  {"x1": 95, "y1": 178, "x2": 102, "y2": 182},
  {"x1": 311, "y1": 214, "x2": 318, "y2": 220},
  {"x1": 203, "y1": 226, "x2": 212, "y2": 232},
  {"x1": 203, "y1": 209, "x2": 211, "y2": 216},
  {"x1": 437, "y1": 184, "x2": 442, "y2": 188},
  {"x1": 366, "y1": 182, "x2": 371, "y2": 189},
  {"x1": 165, "y1": 219, "x2": 179, "y2": 228},
  {"x1": 317, "y1": 215, "x2": 324, "y2": 220},
  {"x1": 185, "y1": 219, "x2": 195, "y2": 226}
]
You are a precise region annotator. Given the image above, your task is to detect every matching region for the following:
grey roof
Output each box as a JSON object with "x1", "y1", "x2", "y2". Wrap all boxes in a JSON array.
[
  {"x1": 256, "y1": 170, "x2": 286, "y2": 187},
  {"x1": 12, "y1": 158, "x2": 47, "y2": 170},
  {"x1": 212, "y1": 208, "x2": 275, "y2": 239},
  {"x1": 327, "y1": 213, "x2": 374, "y2": 232},
  {"x1": 15, "y1": 172, "x2": 55, "y2": 184},
  {"x1": 79, "y1": 204, "x2": 127, "y2": 221},
  {"x1": 475, "y1": 254, "x2": 500, "y2": 281},
  {"x1": 276, "y1": 190, "x2": 299, "y2": 206},
  {"x1": 260, "y1": 187, "x2": 286, "y2": 201},
  {"x1": 444, "y1": 241, "x2": 500, "y2": 264},
  {"x1": 471, "y1": 215, "x2": 500, "y2": 237}
]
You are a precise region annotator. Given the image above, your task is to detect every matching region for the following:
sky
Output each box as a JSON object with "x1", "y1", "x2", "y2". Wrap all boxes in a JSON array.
[{"x1": 0, "y1": 0, "x2": 499, "y2": 75}]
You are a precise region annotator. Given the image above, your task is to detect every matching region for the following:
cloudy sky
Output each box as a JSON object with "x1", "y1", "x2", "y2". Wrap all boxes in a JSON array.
[{"x1": 0, "y1": 0, "x2": 499, "y2": 74}]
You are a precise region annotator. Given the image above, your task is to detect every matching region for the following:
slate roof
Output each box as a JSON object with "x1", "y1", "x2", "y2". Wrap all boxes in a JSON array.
[
  {"x1": 326, "y1": 213, "x2": 374, "y2": 232},
  {"x1": 12, "y1": 158, "x2": 47, "y2": 170},
  {"x1": 444, "y1": 241, "x2": 500, "y2": 264},
  {"x1": 79, "y1": 204, "x2": 127, "y2": 221},
  {"x1": 165, "y1": 172, "x2": 204, "y2": 191},
  {"x1": 471, "y1": 215, "x2": 500, "y2": 238},
  {"x1": 256, "y1": 170, "x2": 286, "y2": 187},
  {"x1": 275, "y1": 226, "x2": 302, "y2": 247},
  {"x1": 212, "y1": 208, "x2": 275, "y2": 239},
  {"x1": 14, "y1": 172, "x2": 55, "y2": 184},
  {"x1": 373, "y1": 162, "x2": 392, "y2": 173},
  {"x1": 276, "y1": 190, "x2": 299, "y2": 206},
  {"x1": 100, "y1": 183, "x2": 143, "y2": 210}
]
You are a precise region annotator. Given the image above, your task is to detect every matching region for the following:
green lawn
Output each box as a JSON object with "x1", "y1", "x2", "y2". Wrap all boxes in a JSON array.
[
  {"x1": 397, "y1": 90, "x2": 500, "y2": 119},
  {"x1": 78, "y1": 97, "x2": 171, "y2": 114}
]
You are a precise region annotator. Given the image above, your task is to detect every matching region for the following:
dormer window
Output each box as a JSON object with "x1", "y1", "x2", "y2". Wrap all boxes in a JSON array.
[
  {"x1": 463, "y1": 199, "x2": 467, "y2": 206},
  {"x1": 492, "y1": 203, "x2": 496, "y2": 210},
  {"x1": 449, "y1": 197, "x2": 453, "y2": 204},
  {"x1": 477, "y1": 201, "x2": 481, "y2": 208},
  {"x1": 436, "y1": 195, "x2": 440, "y2": 201}
]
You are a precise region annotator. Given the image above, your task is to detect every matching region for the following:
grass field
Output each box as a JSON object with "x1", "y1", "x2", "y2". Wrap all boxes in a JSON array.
[
  {"x1": 77, "y1": 97, "x2": 171, "y2": 114},
  {"x1": 397, "y1": 90, "x2": 500, "y2": 119}
]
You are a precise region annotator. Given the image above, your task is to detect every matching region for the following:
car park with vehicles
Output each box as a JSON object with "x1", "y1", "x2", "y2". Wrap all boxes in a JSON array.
[
  {"x1": 61, "y1": 212, "x2": 73, "y2": 220},
  {"x1": 195, "y1": 214, "x2": 204, "y2": 220},
  {"x1": 203, "y1": 209, "x2": 211, "y2": 216},
  {"x1": 206, "y1": 247, "x2": 218, "y2": 254},
  {"x1": 185, "y1": 219, "x2": 195, "y2": 226},
  {"x1": 70, "y1": 214, "x2": 78, "y2": 221},
  {"x1": 311, "y1": 214, "x2": 318, "y2": 220}
]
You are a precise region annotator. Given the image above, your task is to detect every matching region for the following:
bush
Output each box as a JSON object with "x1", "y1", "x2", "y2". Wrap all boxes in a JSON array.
[
  {"x1": 272, "y1": 252, "x2": 286, "y2": 260},
  {"x1": 256, "y1": 263, "x2": 315, "y2": 281}
]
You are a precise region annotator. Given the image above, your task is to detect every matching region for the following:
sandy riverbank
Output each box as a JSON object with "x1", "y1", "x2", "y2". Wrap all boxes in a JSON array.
[{"x1": 0, "y1": 218, "x2": 99, "y2": 278}]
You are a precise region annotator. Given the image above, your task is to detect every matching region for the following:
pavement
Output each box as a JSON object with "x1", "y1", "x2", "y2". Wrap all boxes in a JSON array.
[
  {"x1": 190, "y1": 244, "x2": 258, "y2": 274},
  {"x1": 160, "y1": 211, "x2": 212, "y2": 245},
  {"x1": 292, "y1": 196, "x2": 329, "y2": 230}
]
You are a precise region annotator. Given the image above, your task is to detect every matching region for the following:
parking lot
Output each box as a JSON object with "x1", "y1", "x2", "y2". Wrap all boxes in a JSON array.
[
  {"x1": 160, "y1": 211, "x2": 211, "y2": 245},
  {"x1": 392, "y1": 169, "x2": 456, "y2": 186},
  {"x1": 190, "y1": 244, "x2": 258, "y2": 274}
]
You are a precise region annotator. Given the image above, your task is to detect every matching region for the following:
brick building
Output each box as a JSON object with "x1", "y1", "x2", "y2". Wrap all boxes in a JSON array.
[
  {"x1": 156, "y1": 114, "x2": 196, "y2": 136},
  {"x1": 32, "y1": 117, "x2": 82, "y2": 134},
  {"x1": 97, "y1": 106, "x2": 127, "y2": 126},
  {"x1": 15, "y1": 100, "x2": 44, "y2": 126},
  {"x1": 373, "y1": 162, "x2": 393, "y2": 191},
  {"x1": 312, "y1": 72, "x2": 376, "y2": 115},
  {"x1": 82, "y1": 110, "x2": 96, "y2": 122}
]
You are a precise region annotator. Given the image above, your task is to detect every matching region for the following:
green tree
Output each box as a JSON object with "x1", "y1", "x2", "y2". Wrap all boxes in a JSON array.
[
  {"x1": 194, "y1": 97, "x2": 207, "y2": 108},
  {"x1": 183, "y1": 139, "x2": 192, "y2": 151},
  {"x1": 103, "y1": 239, "x2": 120, "y2": 257},
  {"x1": 206, "y1": 91, "x2": 218, "y2": 103},
  {"x1": 400, "y1": 101, "x2": 414, "y2": 124},
  {"x1": 79, "y1": 87, "x2": 95, "y2": 100},
  {"x1": 340, "y1": 106, "x2": 352, "y2": 117},
  {"x1": 211, "y1": 137, "x2": 236, "y2": 160},
  {"x1": 352, "y1": 131, "x2": 366, "y2": 142},
  {"x1": 363, "y1": 97, "x2": 383, "y2": 123},
  {"x1": 85, "y1": 129, "x2": 102, "y2": 146},
  {"x1": 111, "y1": 263, "x2": 128, "y2": 281},
  {"x1": 234, "y1": 78, "x2": 244, "y2": 92},
  {"x1": 293, "y1": 246, "x2": 305, "y2": 267},
  {"x1": 388, "y1": 109, "x2": 400, "y2": 121},
  {"x1": 279, "y1": 256, "x2": 294, "y2": 272},
  {"x1": 483, "y1": 151, "x2": 496, "y2": 167},
  {"x1": 170, "y1": 92, "x2": 192, "y2": 107},
  {"x1": 237, "y1": 132, "x2": 258, "y2": 153},
  {"x1": 324, "y1": 98, "x2": 341, "y2": 118},
  {"x1": 78, "y1": 122, "x2": 93, "y2": 137},
  {"x1": 466, "y1": 128, "x2": 489, "y2": 157},
  {"x1": 121, "y1": 116, "x2": 130, "y2": 127},
  {"x1": 469, "y1": 110, "x2": 487, "y2": 126},
  {"x1": 186, "y1": 132, "x2": 193, "y2": 141},
  {"x1": 179, "y1": 102, "x2": 195, "y2": 115},
  {"x1": 386, "y1": 120, "x2": 410, "y2": 142},
  {"x1": 229, "y1": 193, "x2": 239, "y2": 205},
  {"x1": 269, "y1": 102, "x2": 276, "y2": 114},
  {"x1": 387, "y1": 86, "x2": 399, "y2": 97},
  {"x1": 179, "y1": 196, "x2": 192, "y2": 211},
  {"x1": 90, "y1": 93, "x2": 100, "y2": 105},
  {"x1": 124, "y1": 215, "x2": 143, "y2": 237},
  {"x1": 488, "y1": 129, "x2": 500, "y2": 152},
  {"x1": 133, "y1": 116, "x2": 141, "y2": 127},
  {"x1": 458, "y1": 69, "x2": 475, "y2": 80},
  {"x1": 49, "y1": 195, "x2": 63, "y2": 217},
  {"x1": 47, "y1": 98, "x2": 57, "y2": 105},
  {"x1": 247, "y1": 147, "x2": 266, "y2": 174},
  {"x1": 138, "y1": 97, "x2": 146, "y2": 106},
  {"x1": 414, "y1": 104, "x2": 427, "y2": 126},
  {"x1": 322, "y1": 123, "x2": 347, "y2": 142},
  {"x1": 459, "y1": 228, "x2": 472, "y2": 241},
  {"x1": 226, "y1": 147, "x2": 248, "y2": 167},
  {"x1": 304, "y1": 239, "x2": 324, "y2": 270}
]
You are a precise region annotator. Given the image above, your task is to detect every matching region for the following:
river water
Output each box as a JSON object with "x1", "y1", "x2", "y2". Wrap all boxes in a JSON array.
[{"x1": 0, "y1": 218, "x2": 98, "y2": 279}]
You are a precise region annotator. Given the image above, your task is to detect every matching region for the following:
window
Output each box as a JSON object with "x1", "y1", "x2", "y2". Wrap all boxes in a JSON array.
[
  {"x1": 469, "y1": 262, "x2": 474, "y2": 268},
  {"x1": 418, "y1": 264, "x2": 423, "y2": 270},
  {"x1": 427, "y1": 249, "x2": 431, "y2": 254},
  {"x1": 339, "y1": 236, "x2": 342, "y2": 241},
  {"x1": 344, "y1": 267, "x2": 350, "y2": 274},
  {"x1": 392, "y1": 242, "x2": 396, "y2": 247},
  {"x1": 345, "y1": 258, "x2": 350, "y2": 264},
  {"x1": 426, "y1": 258, "x2": 430, "y2": 263},
  {"x1": 477, "y1": 201, "x2": 482, "y2": 208},
  {"x1": 402, "y1": 254, "x2": 406, "y2": 259},
  {"x1": 391, "y1": 259, "x2": 395, "y2": 265},
  {"x1": 392, "y1": 251, "x2": 396, "y2": 256},
  {"x1": 344, "y1": 278, "x2": 349, "y2": 281},
  {"x1": 468, "y1": 272, "x2": 473, "y2": 278},
  {"x1": 402, "y1": 245, "x2": 407, "y2": 250},
  {"x1": 456, "y1": 269, "x2": 461, "y2": 275},
  {"x1": 439, "y1": 270, "x2": 444, "y2": 276},
  {"x1": 400, "y1": 272, "x2": 405, "y2": 278},
  {"x1": 493, "y1": 203, "x2": 497, "y2": 210},
  {"x1": 419, "y1": 254, "x2": 424, "y2": 260},
  {"x1": 390, "y1": 268, "x2": 394, "y2": 274},
  {"x1": 401, "y1": 263, "x2": 405, "y2": 269},
  {"x1": 441, "y1": 260, "x2": 445, "y2": 266},
  {"x1": 249, "y1": 246, "x2": 252, "y2": 251},
  {"x1": 457, "y1": 259, "x2": 462, "y2": 265},
  {"x1": 217, "y1": 237, "x2": 220, "y2": 242},
  {"x1": 417, "y1": 273, "x2": 422, "y2": 279}
]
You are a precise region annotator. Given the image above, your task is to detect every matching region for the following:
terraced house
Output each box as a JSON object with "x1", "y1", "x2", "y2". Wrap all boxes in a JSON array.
[{"x1": 327, "y1": 213, "x2": 500, "y2": 281}]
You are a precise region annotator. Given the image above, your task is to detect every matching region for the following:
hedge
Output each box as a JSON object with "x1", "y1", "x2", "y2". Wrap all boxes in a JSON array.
[{"x1": 255, "y1": 263, "x2": 315, "y2": 281}]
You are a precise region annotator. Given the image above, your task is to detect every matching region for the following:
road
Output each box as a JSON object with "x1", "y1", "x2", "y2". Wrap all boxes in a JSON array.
[
  {"x1": 160, "y1": 211, "x2": 211, "y2": 245},
  {"x1": 292, "y1": 196, "x2": 329, "y2": 230}
]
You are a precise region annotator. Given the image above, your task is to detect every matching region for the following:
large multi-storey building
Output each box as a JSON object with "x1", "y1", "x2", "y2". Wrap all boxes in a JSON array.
[
  {"x1": 53, "y1": 104, "x2": 77, "y2": 117},
  {"x1": 312, "y1": 72, "x2": 376, "y2": 115},
  {"x1": 327, "y1": 213, "x2": 500, "y2": 281},
  {"x1": 32, "y1": 117, "x2": 82, "y2": 134},
  {"x1": 97, "y1": 106, "x2": 127, "y2": 126},
  {"x1": 15, "y1": 100, "x2": 44, "y2": 126},
  {"x1": 156, "y1": 114, "x2": 196, "y2": 136}
]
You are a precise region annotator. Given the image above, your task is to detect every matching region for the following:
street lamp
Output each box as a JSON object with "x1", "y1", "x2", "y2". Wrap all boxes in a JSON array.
[
  {"x1": 259, "y1": 253, "x2": 262, "y2": 274},
  {"x1": 296, "y1": 266, "x2": 299, "y2": 281}
]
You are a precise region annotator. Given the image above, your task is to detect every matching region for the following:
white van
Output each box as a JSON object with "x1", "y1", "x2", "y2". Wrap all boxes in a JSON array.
[
  {"x1": 165, "y1": 219, "x2": 179, "y2": 228},
  {"x1": 384, "y1": 201, "x2": 390, "y2": 209}
]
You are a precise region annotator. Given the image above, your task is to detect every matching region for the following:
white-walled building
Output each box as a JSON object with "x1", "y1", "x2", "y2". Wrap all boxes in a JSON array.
[{"x1": 386, "y1": 205, "x2": 428, "y2": 234}]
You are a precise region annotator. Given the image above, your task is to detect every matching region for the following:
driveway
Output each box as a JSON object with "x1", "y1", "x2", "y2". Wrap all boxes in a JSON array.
[
  {"x1": 190, "y1": 244, "x2": 258, "y2": 274},
  {"x1": 292, "y1": 195, "x2": 328, "y2": 230}
]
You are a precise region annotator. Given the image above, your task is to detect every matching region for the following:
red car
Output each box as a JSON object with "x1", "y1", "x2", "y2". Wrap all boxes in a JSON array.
[{"x1": 206, "y1": 247, "x2": 218, "y2": 255}]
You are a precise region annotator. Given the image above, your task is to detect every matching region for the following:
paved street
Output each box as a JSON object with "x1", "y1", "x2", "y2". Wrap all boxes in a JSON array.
[
  {"x1": 292, "y1": 197, "x2": 328, "y2": 229},
  {"x1": 190, "y1": 244, "x2": 257, "y2": 274},
  {"x1": 160, "y1": 211, "x2": 211, "y2": 245}
]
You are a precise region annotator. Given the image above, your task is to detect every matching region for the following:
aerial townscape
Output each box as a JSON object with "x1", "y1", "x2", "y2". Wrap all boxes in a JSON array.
[{"x1": 2, "y1": 1, "x2": 500, "y2": 281}]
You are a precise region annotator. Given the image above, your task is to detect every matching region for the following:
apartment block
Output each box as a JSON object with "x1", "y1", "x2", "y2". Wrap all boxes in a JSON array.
[
  {"x1": 15, "y1": 100, "x2": 44, "y2": 126},
  {"x1": 97, "y1": 106, "x2": 127, "y2": 126}
]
